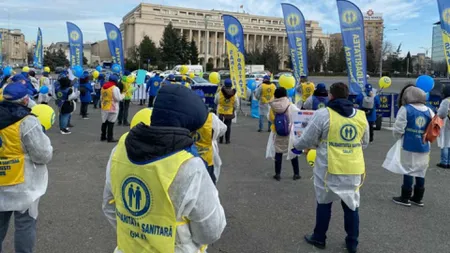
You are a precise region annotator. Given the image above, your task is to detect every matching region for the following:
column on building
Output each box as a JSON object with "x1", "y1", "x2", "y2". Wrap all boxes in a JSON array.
[
  {"x1": 246, "y1": 34, "x2": 249, "y2": 53},
  {"x1": 198, "y1": 30, "x2": 202, "y2": 64},
  {"x1": 189, "y1": 29, "x2": 193, "y2": 42},
  {"x1": 261, "y1": 34, "x2": 264, "y2": 51},
  {"x1": 214, "y1": 31, "x2": 218, "y2": 68}
]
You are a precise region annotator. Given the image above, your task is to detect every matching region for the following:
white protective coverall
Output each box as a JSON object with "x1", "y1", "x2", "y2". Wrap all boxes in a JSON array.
[
  {"x1": 103, "y1": 149, "x2": 226, "y2": 253},
  {"x1": 101, "y1": 85, "x2": 124, "y2": 123},
  {"x1": 382, "y1": 104, "x2": 434, "y2": 178},
  {"x1": 38, "y1": 76, "x2": 52, "y2": 104},
  {"x1": 293, "y1": 108, "x2": 369, "y2": 211},
  {"x1": 437, "y1": 98, "x2": 450, "y2": 148},
  {"x1": 211, "y1": 113, "x2": 227, "y2": 182},
  {"x1": 0, "y1": 115, "x2": 53, "y2": 219}
]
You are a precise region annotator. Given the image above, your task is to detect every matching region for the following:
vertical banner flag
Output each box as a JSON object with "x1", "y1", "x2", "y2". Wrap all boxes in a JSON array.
[
  {"x1": 336, "y1": 0, "x2": 368, "y2": 95},
  {"x1": 281, "y1": 3, "x2": 308, "y2": 83},
  {"x1": 66, "y1": 22, "x2": 83, "y2": 67},
  {"x1": 437, "y1": 0, "x2": 450, "y2": 75},
  {"x1": 33, "y1": 28, "x2": 43, "y2": 69},
  {"x1": 223, "y1": 15, "x2": 247, "y2": 98},
  {"x1": 104, "y1": 22, "x2": 125, "y2": 74}
]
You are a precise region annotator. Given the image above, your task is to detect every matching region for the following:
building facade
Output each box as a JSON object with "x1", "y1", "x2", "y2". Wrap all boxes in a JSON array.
[
  {"x1": 121, "y1": 3, "x2": 330, "y2": 69},
  {"x1": 0, "y1": 28, "x2": 28, "y2": 66},
  {"x1": 363, "y1": 9, "x2": 384, "y2": 55},
  {"x1": 432, "y1": 22, "x2": 446, "y2": 64},
  {"x1": 47, "y1": 42, "x2": 93, "y2": 65},
  {"x1": 91, "y1": 39, "x2": 111, "y2": 64}
]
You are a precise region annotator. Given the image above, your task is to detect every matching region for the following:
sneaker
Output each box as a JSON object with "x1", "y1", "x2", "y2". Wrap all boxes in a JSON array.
[
  {"x1": 304, "y1": 235, "x2": 326, "y2": 249},
  {"x1": 117, "y1": 122, "x2": 122, "y2": 126},
  {"x1": 226, "y1": 141, "x2": 231, "y2": 144},
  {"x1": 82, "y1": 117, "x2": 89, "y2": 120},
  {"x1": 60, "y1": 128, "x2": 72, "y2": 135},
  {"x1": 100, "y1": 137, "x2": 107, "y2": 142},
  {"x1": 108, "y1": 139, "x2": 118, "y2": 143},
  {"x1": 410, "y1": 199, "x2": 424, "y2": 207},
  {"x1": 392, "y1": 197, "x2": 411, "y2": 207},
  {"x1": 68, "y1": 123, "x2": 74, "y2": 128},
  {"x1": 273, "y1": 174, "x2": 281, "y2": 181},
  {"x1": 293, "y1": 175, "x2": 301, "y2": 180},
  {"x1": 436, "y1": 163, "x2": 449, "y2": 169},
  {"x1": 123, "y1": 122, "x2": 130, "y2": 127},
  {"x1": 258, "y1": 129, "x2": 262, "y2": 132}
]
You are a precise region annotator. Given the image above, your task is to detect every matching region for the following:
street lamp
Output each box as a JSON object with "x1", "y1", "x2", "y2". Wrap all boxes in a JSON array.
[{"x1": 379, "y1": 27, "x2": 398, "y2": 77}]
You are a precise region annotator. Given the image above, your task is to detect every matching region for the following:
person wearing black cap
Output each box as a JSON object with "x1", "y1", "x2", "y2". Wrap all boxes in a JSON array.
[
  {"x1": 56, "y1": 77, "x2": 79, "y2": 134},
  {"x1": 214, "y1": 79, "x2": 239, "y2": 144},
  {"x1": 0, "y1": 82, "x2": 53, "y2": 253},
  {"x1": 100, "y1": 74, "x2": 124, "y2": 142},
  {"x1": 102, "y1": 84, "x2": 226, "y2": 253}
]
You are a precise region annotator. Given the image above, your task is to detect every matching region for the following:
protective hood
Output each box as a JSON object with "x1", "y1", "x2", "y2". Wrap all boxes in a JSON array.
[
  {"x1": 125, "y1": 124, "x2": 194, "y2": 162},
  {"x1": 269, "y1": 97, "x2": 290, "y2": 114},
  {"x1": 221, "y1": 87, "x2": 236, "y2": 99},
  {"x1": 102, "y1": 81, "x2": 116, "y2": 90},
  {"x1": 0, "y1": 102, "x2": 31, "y2": 130},
  {"x1": 327, "y1": 98, "x2": 354, "y2": 117}
]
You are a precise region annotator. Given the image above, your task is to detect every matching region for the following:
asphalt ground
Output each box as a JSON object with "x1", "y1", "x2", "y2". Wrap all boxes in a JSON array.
[{"x1": 2, "y1": 85, "x2": 450, "y2": 253}]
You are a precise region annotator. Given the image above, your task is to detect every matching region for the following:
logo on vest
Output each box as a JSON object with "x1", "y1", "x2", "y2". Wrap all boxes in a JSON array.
[
  {"x1": 0, "y1": 135, "x2": 3, "y2": 151},
  {"x1": 121, "y1": 176, "x2": 151, "y2": 217},
  {"x1": 192, "y1": 132, "x2": 201, "y2": 142},
  {"x1": 340, "y1": 124, "x2": 357, "y2": 141},
  {"x1": 318, "y1": 103, "x2": 325, "y2": 109},
  {"x1": 154, "y1": 82, "x2": 159, "y2": 87},
  {"x1": 415, "y1": 116, "x2": 426, "y2": 128}
]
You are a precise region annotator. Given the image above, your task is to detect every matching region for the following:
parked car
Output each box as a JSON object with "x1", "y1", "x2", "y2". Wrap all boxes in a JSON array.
[
  {"x1": 246, "y1": 73, "x2": 265, "y2": 83},
  {"x1": 55, "y1": 67, "x2": 65, "y2": 74},
  {"x1": 274, "y1": 72, "x2": 293, "y2": 80},
  {"x1": 162, "y1": 74, "x2": 212, "y2": 85}
]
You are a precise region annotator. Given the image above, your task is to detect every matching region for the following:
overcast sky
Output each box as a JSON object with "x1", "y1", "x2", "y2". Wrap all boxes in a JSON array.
[{"x1": 0, "y1": 0, "x2": 440, "y2": 56}]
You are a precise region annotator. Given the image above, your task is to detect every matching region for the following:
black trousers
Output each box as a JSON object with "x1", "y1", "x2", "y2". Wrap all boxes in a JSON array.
[
  {"x1": 118, "y1": 100, "x2": 130, "y2": 124},
  {"x1": 101, "y1": 121, "x2": 115, "y2": 141},
  {"x1": 368, "y1": 121, "x2": 374, "y2": 142},
  {"x1": 139, "y1": 99, "x2": 145, "y2": 105},
  {"x1": 80, "y1": 102, "x2": 89, "y2": 117},
  {"x1": 207, "y1": 165, "x2": 217, "y2": 185},
  {"x1": 219, "y1": 115, "x2": 232, "y2": 143},
  {"x1": 148, "y1": 96, "x2": 155, "y2": 107},
  {"x1": 275, "y1": 153, "x2": 300, "y2": 176}
]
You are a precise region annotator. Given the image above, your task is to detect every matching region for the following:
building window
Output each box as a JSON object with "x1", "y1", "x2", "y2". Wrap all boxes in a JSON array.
[
  {"x1": 180, "y1": 11, "x2": 186, "y2": 15},
  {"x1": 197, "y1": 13, "x2": 204, "y2": 16},
  {"x1": 251, "y1": 18, "x2": 257, "y2": 23},
  {"x1": 189, "y1": 12, "x2": 194, "y2": 16},
  {"x1": 153, "y1": 8, "x2": 160, "y2": 12}
]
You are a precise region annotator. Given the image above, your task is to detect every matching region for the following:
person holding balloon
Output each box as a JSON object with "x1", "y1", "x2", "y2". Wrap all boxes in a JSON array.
[
  {"x1": 0, "y1": 82, "x2": 53, "y2": 253},
  {"x1": 56, "y1": 77, "x2": 79, "y2": 135},
  {"x1": 38, "y1": 67, "x2": 52, "y2": 104},
  {"x1": 146, "y1": 72, "x2": 162, "y2": 107},
  {"x1": 93, "y1": 74, "x2": 105, "y2": 109},
  {"x1": 302, "y1": 83, "x2": 329, "y2": 111},
  {"x1": 254, "y1": 75, "x2": 276, "y2": 132},
  {"x1": 293, "y1": 82, "x2": 369, "y2": 253},
  {"x1": 355, "y1": 84, "x2": 380, "y2": 143},
  {"x1": 79, "y1": 73, "x2": 94, "y2": 119},
  {"x1": 214, "y1": 79, "x2": 239, "y2": 144},
  {"x1": 102, "y1": 84, "x2": 226, "y2": 253},
  {"x1": 100, "y1": 74, "x2": 124, "y2": 142}
]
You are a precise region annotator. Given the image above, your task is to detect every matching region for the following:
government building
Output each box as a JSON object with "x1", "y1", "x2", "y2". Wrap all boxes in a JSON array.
[{"x1": 121, "y1": 3, "x2": 330, "y2": 69}]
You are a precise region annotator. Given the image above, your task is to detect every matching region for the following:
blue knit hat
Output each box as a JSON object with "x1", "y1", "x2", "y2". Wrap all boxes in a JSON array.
[
  {"x1": 109, "y1": 74, "x2": 119, "y2": 83},
  {"x1": 263, "y1": 75, "x2": 270, "y2": 81},
  {"x1": 11, "y1": 74, "x2": 26, "y2": 82},
  {"x1": 316, "y1": 83, "x2": 326, "y2": 90},
  {"x1": 2, "y1": 82, "x2": 28, "y2": 101},
  {"x1": 224, "y1": 79, "x2": 232, "y2": 87}
]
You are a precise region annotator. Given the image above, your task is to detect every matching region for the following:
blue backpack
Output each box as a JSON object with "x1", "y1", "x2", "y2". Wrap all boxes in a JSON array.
[{"x1": 274, "y1": 106, "x2": 290, "y2": 136}]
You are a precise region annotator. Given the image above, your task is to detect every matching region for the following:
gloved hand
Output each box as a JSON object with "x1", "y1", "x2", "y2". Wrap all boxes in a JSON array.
[{"x1": 291, "y1": 148, "x2": 302, "y2": 155}]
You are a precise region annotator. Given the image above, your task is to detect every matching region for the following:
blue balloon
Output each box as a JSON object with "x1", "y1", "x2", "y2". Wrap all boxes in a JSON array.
[
  {"x1": 112, "y1": 64, "x2": 121, "y2": 73},
  {"x1": 247, "y1": 80, "x2": 257, "y2": 91},
  {"x1": 95, "y1": 65, "x2": 103, "y2": 72},
  {"x1": 40, "y1": 86, "x2": 49, "y2": 94},
  {"x1": 3, "y1": 66, "x2": 12, "y2": 76},
  {"x1": 72, "y1": 65, "x2": 83, "y2": 78},
  {"x1": 416, "y1": 75, "x2": 434, "y2": 93},
  {"x1": 287, "y1": 88, "x2": 295, "y2": 97}
]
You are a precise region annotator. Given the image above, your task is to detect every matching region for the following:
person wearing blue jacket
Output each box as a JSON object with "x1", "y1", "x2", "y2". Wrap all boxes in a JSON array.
[
  {"x1": 20, "y1": 72, "x2": 37, "y2": 99},
  {"x1": 356, "y1": 84, "x2": 380, "y2": 142},
  {"x1": 79, "y1": 73, "x2": 93, "y2": 119},
  {"x1": 93, "y1": 74, "x2": 105, "y2": 109},
  {"x1": 146, "y1": 72, "x2": 162, "y2": 107}
]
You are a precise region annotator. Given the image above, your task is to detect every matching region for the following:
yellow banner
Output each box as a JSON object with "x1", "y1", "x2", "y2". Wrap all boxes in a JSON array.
[
  {"x1": 226, "y1": 41, "x2": 247, "y2": 99},
  {"x1": 443, "y1": 30, "x2": 450, "y2": 75}
]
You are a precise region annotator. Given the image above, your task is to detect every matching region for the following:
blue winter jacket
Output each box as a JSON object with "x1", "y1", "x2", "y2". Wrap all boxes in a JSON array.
[
  {"x1": 79, "y1": 82, "x2": 93, "y2": 103},
  {"x1": 356, "y1": 93, "x2": 381, "y2": 122}
]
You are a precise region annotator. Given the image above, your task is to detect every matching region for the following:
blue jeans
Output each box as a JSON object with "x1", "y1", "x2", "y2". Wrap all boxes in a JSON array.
[
  {"x1": 440, "y1": 148, "x2": 450, "y2": 165},
  {"x1": 59, "y1": 113, "x2": 71, "y2": 130},
  {"x1": 313, "y1": 201, "x2": 359, "y2": 251},
  {"x1": 259, "y1": 117, "x2": 271, "y2": 131},
  {"x1": 0, "y1": 210, "x2": 36, "y2": 253},
  {"x1": 403, "y1": 175, "x2": 425, "y2": 189}
]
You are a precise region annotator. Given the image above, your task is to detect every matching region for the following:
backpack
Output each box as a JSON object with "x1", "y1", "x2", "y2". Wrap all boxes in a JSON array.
[
  {"x1": 423, "y1": 114, "x2": 444, "y2": 143},
  {"x1": 274, "y1": 106, "x2": 290, "y2": 136}
]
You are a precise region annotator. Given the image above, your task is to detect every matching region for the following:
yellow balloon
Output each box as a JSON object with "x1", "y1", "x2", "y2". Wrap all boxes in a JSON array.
[
  {"x1": 130, "y1": 108, "x2": 153, "y2": 129},
  {"x1": 189, "y1": 72, "x2": 195, "y2": 79},
  {"x1": 379, "y1": 76, "x2": 392, "y2": 89},
  {"x1": 44, "y1": 66, "x2": 51, "y2": 73},
  {"x1": 22, "y1": 66, "x2": 30, "y2": 73},
  {"x1": 180, "y1": 65, "x2": 189, "y2": 75},
  {"x1": 31, "y1": 104, "x2": 55, "y2": 130},
  {"x1": 92, "y1": 70, "x2": 99, "y2": 79},
  {"x1": 126, "y1": 75, "x2": 135, "y2": 84},
  {"x1": 279, "y1": 74, "x2": 295, "y2": 90},
  {"x1": 306, "y1": 149, "x2": 317, "y2": 167},
  {"x1": 209, "y1": 72, "x2": 220, "y2": 84}
]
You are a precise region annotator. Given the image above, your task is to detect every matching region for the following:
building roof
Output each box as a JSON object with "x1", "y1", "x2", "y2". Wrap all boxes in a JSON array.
[{"x1": 434, "y1": 21, "x2": 441, "y2": 25}]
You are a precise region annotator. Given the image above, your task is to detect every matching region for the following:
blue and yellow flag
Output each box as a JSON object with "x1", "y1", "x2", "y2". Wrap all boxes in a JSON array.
[
  {"x1": 336, "y1": 0, "x2": 367, "y2": 95},
  {"x1": 223, "y1": 15, "x2": 247, "y2": 99},
  {"x1": 66, "y1": 22, "x2": 84, "y2": 67},
  {"x1": 104, "y1": 22, "x2": 125, "y2": 75},
  {"x1": 281, "y1": 3, "x2": 308, "y2": 83},
  {"x1": 437, "y1": 0, "x2": 450, "y2": 75},
  {"x1": 33, "y1": 28, "x2": 43, "y2": 69}
]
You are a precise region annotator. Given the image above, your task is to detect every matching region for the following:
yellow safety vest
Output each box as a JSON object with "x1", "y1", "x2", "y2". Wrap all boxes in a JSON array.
[
  {"x1": 260, "y1": 83, "x2": 276, "y2": 104},
  {"x1": 123, "y1": 82, "x2": 134, "y2": 100},
  {"x1": 0, "y1": 88, "x2": 3, "y2": 102},
  {"x1": 39, "y1": 76, "x2": 46, "y2": 87},
  {"x1": 0, "y1": 117, "x2": 27, "y2": 186},
  {"x1": 327, "y1": 108, "x2": 367, "y2": 175},
  {"x1": 193, "y1": 113, "x2": 213, "y2": 167},
  {"x1": 217, "y1": 92, "x2": 235, "y2": 116},
  {"x1": 111, "y1": 133, "x2": 194, "y2": 253},
  {"x1": 301, "y1": 82, "x2": 315, "y2": 102},
  {"x1": 101, "y1": 87, "x2": 114, "y2": 111}
]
